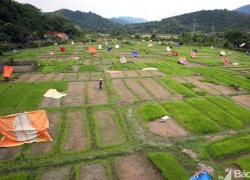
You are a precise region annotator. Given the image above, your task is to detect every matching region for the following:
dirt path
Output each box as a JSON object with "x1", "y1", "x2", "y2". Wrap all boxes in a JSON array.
[
  {"x1": 112, "y1": 79, "x2": 138, "y2": 103},
  {"x1": 52, "y1": 73, "x2": 65, "y2": 81},
  {"x1": 40, "y1": 167, "x2": 69, "y2": 180},
  {"x1": 232, "y1": 95, "x2": 250, "y2": 108},
  {"x1": 87, "y1": 81, "x2": 109, "y2": 105},
  {"x1": 64, "y1": 73, "x2": 77, "y2": 81},
  {"x1": 30, "y1": 112, "x2": 59, "y2": 156},
  {"x1": 14, "y1": 74, "x2": 31, "y2": 82},
  {"x1": 138, "y1": 78, "x2": 170, "y2": 99},
  {"x1": 38, "y1": 74, "x2": 56, "y2": 82},
  {"x1": 95, "y1": 110, "x2": 125, "y2": 146},
  {"x1": 124, "y1": 70, "x2": 140, "y2": 78},
  {"x1": 25, "y1": 74, "x2": 44, "y2": 82},
  {"x1": 124, "y1": 79, "x2": 153, "y2": 99},
  {"x1": 63, "y1": 82, "x2": 86, "y2": 106},
  {"x1": 79, "y1": 164, "x2": 109, "y2": 180},
  {"x1": 118, "y1": 155, "x2": 163, "y2": 180},
  {"x1": 78, "y1": 73, "x2": 90, "y2": 81},
  {"x1": 0, "y1": 147, "x2": 20, "y2": 160},
  {"x1": 40, "y1": 97, "x2": 61, "y2": 108},
  {"x1": 149, "y1": 118, "x2": 188, "y2": 137},
  {"x1": 64, "y1": 111, "x2": 88, "y2": 151}
]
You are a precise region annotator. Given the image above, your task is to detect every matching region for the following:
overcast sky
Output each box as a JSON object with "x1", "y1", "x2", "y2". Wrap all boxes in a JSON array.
[{"x1": 15, "y1": 0, "x2": 249, "y2": 21}]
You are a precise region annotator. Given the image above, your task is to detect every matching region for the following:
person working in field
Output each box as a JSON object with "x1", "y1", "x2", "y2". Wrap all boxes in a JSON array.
[{"x1": 99, "y1": 79, "x2": 103, "y2": 90}]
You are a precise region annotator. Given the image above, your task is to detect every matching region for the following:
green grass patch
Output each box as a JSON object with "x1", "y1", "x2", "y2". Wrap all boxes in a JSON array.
[
  {"x1": 206, "y1": 96, "x2": 250, "y2": 124},
  {"x1": 162, "y1": 101, "x2": 221, "y2": 134},
  {"x1": 0, "y1": 83, "x2": 12, "y2": 94},
  {"x1": 209, "y1": 135, "x2": 250, "y2": 158},
  {"x1": 79, "y1": 65, "x2": 99, "y2": 72},
  {"x1": 140, "y1": 104, "x2": 168, "y2": 121},
  {"x1": 187, "y1": 98, "x2": 243, "y2": 129},
  {"x1": 0, "y1": 173, "x2": 30, "y2": 180},
  {"x1": 161, "y1": 77, "x2": 196, "y2": 97},
  {"x1": 181, "y1": 83, "x2": 196, "y2": 89},
  {"x1": 194, "y1": 90, "x2": 207, "y2": 96},
  {"x1": 149, "y1": 152, "x2": 189, "y2": 180}
]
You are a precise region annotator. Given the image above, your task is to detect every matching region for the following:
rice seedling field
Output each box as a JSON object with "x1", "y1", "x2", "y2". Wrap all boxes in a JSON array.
[{"x1": 0, "y1": 40, "x2": 249, "y2": 179}]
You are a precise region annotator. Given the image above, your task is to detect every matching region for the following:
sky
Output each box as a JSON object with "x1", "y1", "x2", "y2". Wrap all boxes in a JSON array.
[{"x1": 15, "y1": 0, "x2": 249, "y2": 21}]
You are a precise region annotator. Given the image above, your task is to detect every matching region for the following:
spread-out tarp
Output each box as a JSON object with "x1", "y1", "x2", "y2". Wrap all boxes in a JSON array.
[
  {"x1": 120, "y1": 56, "x2": 127, "y2": 63},
  {"x1": 88, "y1": 47, "x2": 96, "y2": 54},
  {"x1": 190, "y1": 51, "x2": 196, "y2": 58},
  {"x1": 107, "y1": 47, "x2": 112, "y2": 51},
  {"x1": 190, "y1": 169, "x2": 211, "y2": 180},
  {"x1": 2, "y1": 66, "x2": 13, "y2": 78},
  {"x1": 132, "y1": 51, "x2": 138, "y2": 57},
  {"x1": 43, "y1": 89, "x2": 67, "y2": 99},
  {"x1": 0, "y1": 110, "x2": 53, "y2": 147},
  {"x1": 179, "y1": 57, "x2": 187, "y2": 65}
]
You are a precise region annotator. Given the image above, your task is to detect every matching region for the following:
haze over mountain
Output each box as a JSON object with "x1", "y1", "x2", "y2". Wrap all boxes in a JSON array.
[
  {"x1": 110, "y1": 16, "x2": 148, "y2": 25},
  {"x1": 234, "y1": 5, "x2": 250, "y2": 15}
]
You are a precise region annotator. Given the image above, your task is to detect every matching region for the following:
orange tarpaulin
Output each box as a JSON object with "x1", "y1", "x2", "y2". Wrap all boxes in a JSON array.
[
  {"x1": 88, "y1": 47, "x2": 96, "y2": 54},
  {"x1": 2, "y1": 66, "x2": 13, "y2": 78},
  {"x1": 0, "y1": 110, "x2": 53, "y2": 147}
]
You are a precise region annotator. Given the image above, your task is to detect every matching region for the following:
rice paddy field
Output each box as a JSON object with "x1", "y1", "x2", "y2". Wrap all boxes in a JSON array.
[{"x1": 0, "y1": 40, "x2": 250, "y2": 179}]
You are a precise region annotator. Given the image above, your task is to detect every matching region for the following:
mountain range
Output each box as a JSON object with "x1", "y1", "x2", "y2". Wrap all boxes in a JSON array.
[
  {"x1": 110, "y1": 16, "x2": 148, "y2": 25},
  {"x1": 234, "y1": 5, "x2": 250, "y2": 15}
]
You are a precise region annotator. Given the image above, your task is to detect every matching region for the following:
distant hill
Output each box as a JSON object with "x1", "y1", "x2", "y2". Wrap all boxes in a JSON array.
[
  {"x1": 234, "y1": 5, "x2": 250, "y2": 15},
  {"x1": 127, "y1": 9, "x2": 250, "y2": 33},
  {"x1": 110, "y1": 16, "x2": 148, "y2": 24},
  {"x1": 47, "y1": 9, "x2": 121, "y2": 32}
]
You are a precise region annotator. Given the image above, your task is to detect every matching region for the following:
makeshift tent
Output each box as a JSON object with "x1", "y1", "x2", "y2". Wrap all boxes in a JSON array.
[
  {"x1": 178, "y1": 57, "x2": 187, "y2": 65},
  {"x1": 115, "y1": 45, "x2": 120, "y2": 48},
  {"x1": 190, "y1": 51, "x2": 197, "y2": 58},
  {"x1": 120, "y1": 56, "x2": 127, "y2": 64},
  {"x1": 166, "y1": 46, "x2": 171, "y2": 52},
  {"x1": 223, "y1": 58, "x2": 229, "y2": 65},
  {"x1": 71, "y1": 41, "x2": 74, "y2": 45},
  {"x1": 0, "y1": 110, "x2": 52, "y2": 147},
  {"x1": 88, "y1": 47, "x2": 96, "y2": 54},
  {"x1": 176, "y1": 43, "x2": 180, "y2": 47},
  {"x1": 107, "y1": 47, "x2": 112, "y2": 51},
  {"x1": 172, "y1": 50, "x2": 179, "y2": 56},
  {"x1": 43, "y1": 89, "x2": 67, "y2": 99},
  {"x1": 220, "y1": 51, "x2": 227, "y2": 56},
  {"x1": 148, "y1": 44, "x2": 153, "y2": 48},
  {"x1": 2, "y1": 66, "x2": 13, "y2": 79},
  {"x1": 239, "y1": 43, "x2": 245, "y2": 47},
  {"x1": 190, "y1": 169, "x2": 211, "y2": 180},
  {"x1": 60, "y1": 47, "x2": 65, "y2": 52},
  {"x1": 54, "y1": 43, "x2": 58, "y2": 46},
  {"x1": 132, "y1": 51, "x2": 138, "y2": 57},
  {"x1": 98, "y1": 45, "x2": 102, "y2": 49},
  {"x1": 142, "y1": 40, "x2": 145, "y2": 42},
  {"x1": 210, "y1": 46, "x2": 214, "y2": 49}
]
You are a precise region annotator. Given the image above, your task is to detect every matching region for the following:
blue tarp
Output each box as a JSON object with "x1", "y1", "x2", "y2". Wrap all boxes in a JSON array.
[
  {"x1": 107, "y1": 47, "x2": 112, "y2": 51},
  {"x1": 132, "y1": 51, "x2": 138, "y2": 57},
  {"x1": 190, "y1": 169, "x2": 211, "y2": 180}
]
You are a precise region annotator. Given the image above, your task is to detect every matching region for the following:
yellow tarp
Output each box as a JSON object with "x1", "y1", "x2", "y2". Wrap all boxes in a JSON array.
[{"x1": 0, "y1": 110, "x2": 53, "y2": 147}]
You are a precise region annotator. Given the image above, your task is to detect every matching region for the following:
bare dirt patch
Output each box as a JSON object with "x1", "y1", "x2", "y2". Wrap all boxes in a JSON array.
[
  {"x1": 232, "y1": 95, "x2": 250, "y2": 108},
  {"x1": 52, "y1": 73, "x2": 65, "y2": 81},
  {"x1": 84, "y1": 59, "x2": 92, "y2": 65},
  {"x1": 124, "y1": 79, "x2": 152, "y2": 99},
  {"x1": 138, "y1": 78, "x2": 170, "y2": 99},
  {"x1": 171, "y1": 76, "x2": 186, "y2": 83},
  {"x1": 38, "y1": 73, "x2": 56, "y2": 82},
  {"x1": 95, "y1": 110, "x2": 125, "y2": 146},
  {"x1": 14, "y1": 74, "x2": 31, "y2": 82},
  {"x1": 78, "y1": 73, "x2": 90, "y2": 81},
  {"x1": 136, "y1": 70, "x2": 153, "y2": 77},
  {"x1": 64, "y1": 111, "x2": 88, "y2": 151},
  {"x1": 171, "y1": 94, "x2": 184, "y2": 101},
  {"x1": 79, "y1": 164, "x2": 109, "y2": 180},
  {"x1": 205, "y1": 135, "x2": 226, "y2": 142},
  {"x1": 90, "y1": 72, "x2": 103, "y2": 80},
  {"x1": 40, "y1": 167, "x2": 69, "y2": 180},
  {"x1": 182, "y1": 149, "x2": 198, "y2": 160},
  {"x1": 63, "y1": 82, "x2": 86, "y2": 106},
  {"x1": 112, "y1": 79, "x2": 138, "y2": 103},
  {"x1": 0, "y1": 146, "x2": 20, "y2": 161},
  {"x1": 118, "y1": 155, "x2": 163, "y2": 180},
  {"x1": 25, "y1": 74, "x2": 44, "y2": 82},
  {"x1": 124, "y1": 70, "x2": 140, "y2": 78},
  {"x1": 198, "y1": 163, "x2": 214, "y2": 175},
  {"x1": 30, "y1": 112, "x2": 59, "y2": 156},
  {"x1": 40, "y1": 97, "x2": 61, "y2": 108},
  {"x1": 150, "y1": 71, "x2": 166, "y2": 78},
  {"x1": 72, "y1": 65, "x2": 80, "y2": 72},
  {"x1": 106, "y1": 70, "x2": 126, "y2": 78},
  {"x1": 64, "y1": 73, "x2": 77, "y2": 81},
  {"x1": 87, "y1": 81, "x2": 109, "y2": 105},
  {"x1": 149, "y1": 118, "x2": 188, "y2": 137}
]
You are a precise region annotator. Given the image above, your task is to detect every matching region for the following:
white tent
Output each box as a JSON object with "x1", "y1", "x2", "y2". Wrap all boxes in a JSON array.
[
  {"x1": 71, "y1": 41, "x2": 74, "y2": 45},
  {"x1": 148, "y1": 44, "x2": 153, "y2": 48},
  {"x1": 239, "y1": 43, "x2": 246, "y2": 47},
  {"x1": 166, "y1": 46, "x2": 171, "y2": 52},
  {"x1": 220, "y1": 51, "x2": 227, "y2": 56},
  {"x1": 210, "y1": 46, "x2": 214, "y2": 49},
  {"x1": 115, "y1": 45, "x2": 120, "y2": 48},
  {"x1": 98, "y1": 45, "x2": 102, "y2": 49},
  {"x1": 120, "y1": 56, "x2": 127, "y2": 63}
]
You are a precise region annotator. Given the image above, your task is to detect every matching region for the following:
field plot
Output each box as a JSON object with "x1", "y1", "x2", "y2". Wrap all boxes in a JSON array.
[
  {"x1": 87, "y1": 81, "x2": 109, "y2": 105},
  {"x1": 25, "y1": 74, "x2": 44, "y2": 82},
  {"x1": 117, "y1": 155, "x2": 163, "y2": 180},
  {"x1": 64, "y1": 111, "x2": 88, "y2": 151},
  {"x1": 63, "y1": 82, "x2": 86, "y2": 106},
  {"x1": 78, "y1": 73, "x2": 90, "y2": 81},
  {"x1": 64, "y1": 73, "x2": 77, "y2": 81},
  {"x1": 0, "y1": 146, "x2": 20, "y2": 161},
  {"x1": 232, "y1": 94, "x2": 250, "y2": 108},
  {"x1": 89, "y1": 72, "x2": 103, "y2": 80},
  {"x1": 40, "y1": 167, "x2": 69, "y2": 180},
  {"x1": 52, "y1": 73, "x2": 66, "y2": 81},
  {"x1": 30, "y1": 112, "x2": 60, "y2": 156},
  {"x1": 95, "y1": 110, "x2": 125, "y2": 147},
  {"x1": 79, "y1": 164, "x2": 109, "y2": 180},
  {"x1": 106, "y1": 70, "x2": 126, "y2": 78},
  {"x1": 14, "y1": 73, "x2": 31, "y2": 82},
  {"x1": 37, "y1": 73, "x2": 56, "y2": 82}
]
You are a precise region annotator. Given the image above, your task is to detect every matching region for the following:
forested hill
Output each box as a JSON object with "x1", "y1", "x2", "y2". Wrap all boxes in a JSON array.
[
  {"x1": 234, "y1": 5, "x2": 250, "y2": 15},
  {"x1": 127, "y1": 9, "x2": 250, "y2": 34},
  {"x1": 47, "y1": 9, "x2": 121, "y2": 32},
  {"x1": 0, "y1": 0, "x2": 76, "y2": 44}
]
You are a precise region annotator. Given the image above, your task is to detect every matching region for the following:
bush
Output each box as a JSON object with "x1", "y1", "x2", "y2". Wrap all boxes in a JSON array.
[
  {"x1": 140, "y1": 104, "x2": 168, "y2": 121},
  {"x1": 0, "y1": 50, "x2": 3, "y2": 56}
]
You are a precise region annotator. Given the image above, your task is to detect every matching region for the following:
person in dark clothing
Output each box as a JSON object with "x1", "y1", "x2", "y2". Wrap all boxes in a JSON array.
[{"x1": 99, "y1": 79, "x2": 103, "y2": 90}]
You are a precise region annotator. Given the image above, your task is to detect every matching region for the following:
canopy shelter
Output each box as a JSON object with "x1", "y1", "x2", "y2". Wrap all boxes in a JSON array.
[
  {"x1": 2, "y1": 66, "x2": 13, "y2": 81},
  {"x1": 0, "y1": 110, "x2": 52, "y2": 147},
  {"x1": 88, "y1": 47, "x2": 96, "y2": 54}
]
